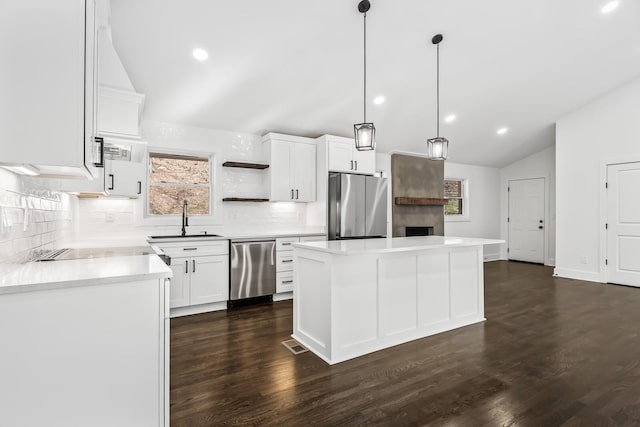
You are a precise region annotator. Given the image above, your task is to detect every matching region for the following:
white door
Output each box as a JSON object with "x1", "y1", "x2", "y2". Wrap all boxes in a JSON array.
[
  {"x1": 352, "y1": 148, "x2": 376, "y2": 174},
  {"x1": 190, "y1": 255, "x2": 229, "y2": 304},
  {"x1": 328, "y1": 141, "x2": 354, "y2": 173},
  {"x1": 508, "y1": 178, "x2": 545, "y2": 263},
  {"x1": 269, "y1": 140, "x2": 293, "y2": 201},
  {"x1": 107, "y1": 160, "x2": 145, "y2": 197},
  {"x1": 292, "y1": 142, "x2": 316, "y2": 202},
  {"x1": 607, "y1": 162, "x2": 640, "y2": 287},
  {"x1": 169, "y1": 257, "x2": 190, "y2": 308}
]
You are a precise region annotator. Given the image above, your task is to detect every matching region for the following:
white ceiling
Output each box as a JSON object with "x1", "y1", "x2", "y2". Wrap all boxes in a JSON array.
[{"x1": 110, "y1": 0, "x2": 640, "y2": 167}]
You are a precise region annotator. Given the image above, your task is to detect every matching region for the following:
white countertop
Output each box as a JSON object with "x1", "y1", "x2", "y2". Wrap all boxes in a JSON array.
[
  {"x1": 0, "y1": 255, "x2": 172, "y2": 295},
  {"x1": 293, "y1": 236, "x2": 505, "y2": 255},
  {"x1": 148, "y1": 231, "x2": 326, "y2": 243}
]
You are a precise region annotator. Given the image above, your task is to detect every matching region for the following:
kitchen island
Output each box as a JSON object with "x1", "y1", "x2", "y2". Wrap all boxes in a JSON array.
[{"x1": 292, "y1": 236, "x2": 503, "y2": 364}]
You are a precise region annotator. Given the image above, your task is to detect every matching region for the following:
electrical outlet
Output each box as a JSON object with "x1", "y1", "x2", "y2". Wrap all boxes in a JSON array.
[
  {"x1": 579, "y1": 256, "x2": 588, "y2": 264},
  {"x1": 105, "y1": 211, "x2": 115, "y2": 223}
]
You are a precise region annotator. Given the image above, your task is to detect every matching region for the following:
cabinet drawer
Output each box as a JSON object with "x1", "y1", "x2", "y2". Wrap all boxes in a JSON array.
[
  {"x1": 298, "y1": 235, "x2": 326, "y2": 243},
  {"x1": 276, "y1": 252, "x2": 294, "y2": 272},
  {"x1": 276, "y1": 237, "x2": 299, "y2": 251},
  {"x1": 159, "y1": 240, "x2": 229, "y2": 257},
  {"x1": 276, "y1": 272, "x2": 294, "y2": 293}
]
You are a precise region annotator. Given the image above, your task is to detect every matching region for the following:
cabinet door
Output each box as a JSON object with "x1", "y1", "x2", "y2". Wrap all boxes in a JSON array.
[
  {"x1": 106, "y1": 160, "x2": 145, "y2": 198},
  {"x1": 269, "y1": 140, "x2": 294, "y2": 201},
  {"x1": 0, "y1": 0, "x2": 88, "y2": 173},
  {"x1": 328, "y1": 141, "x2": 354, "y2": 173},
  {"x1": 292, "y1": 143, "x2": 316, "y2": 202},
  {"x1": 190, "y1": 255, "x2": 229, "y2": 305},
  {"x1": 352, "y1": 149, "x2": 376, "y2": 175},
  {"x1": 169, "y1": 257, "x2": 190, "y2": 308}
]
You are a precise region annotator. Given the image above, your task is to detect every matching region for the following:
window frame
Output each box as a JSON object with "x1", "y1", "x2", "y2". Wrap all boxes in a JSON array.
[
  {"x1": 141, "y1": 148, "x2": 217, "y2": 226},
  {"x1": 444, "y1": 177, "x2": 470, "y2": 222}
]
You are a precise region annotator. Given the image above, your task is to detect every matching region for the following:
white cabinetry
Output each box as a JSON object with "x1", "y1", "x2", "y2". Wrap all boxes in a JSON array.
[
  {"x1": 264, "y1": 133, "x2": 317, "y2": 202},
  {"x1": 0, "y1": 0, "x2": 100, "y2": 178},
  {"x1": 323, "y1": 136, "x2": 376, "y2": 175},
  {"x1": 0, "y1": 277, "x2": 169, "y2": 426},
  {"x1": 275, "y1": 235, "x2": 326, "y2": 294},
  {"x1": 159, "y1": 240, "x2": 230, "y2": 313},
  {"x1": 47, "y1": 158, "x2": 145, "y2": 198},
  {"x1": 105, "y1": 160, "x2": 145, "y2": 197}
]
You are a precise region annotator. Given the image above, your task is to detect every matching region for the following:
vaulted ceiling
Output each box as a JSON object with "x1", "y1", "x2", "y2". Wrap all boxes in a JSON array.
[{"x1": 110, "y1": 0, "x2": 640, "y2": 167}]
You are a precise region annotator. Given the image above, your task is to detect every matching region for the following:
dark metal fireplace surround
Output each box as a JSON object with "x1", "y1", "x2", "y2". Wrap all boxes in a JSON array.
[{"x1": 405, "y1": 226, "x2": 434, "y2": 237}]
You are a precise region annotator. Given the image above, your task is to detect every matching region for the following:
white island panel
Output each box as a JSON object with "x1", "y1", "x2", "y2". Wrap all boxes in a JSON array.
[{"x1": 293, "y1": 236, "x2": 503, "y2": 364}]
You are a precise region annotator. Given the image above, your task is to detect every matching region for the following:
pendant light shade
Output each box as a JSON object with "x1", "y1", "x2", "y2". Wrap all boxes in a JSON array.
[
  {"x1": 427, "y1": 136, "x2": 448, "y2": 160},
  {"x1": 427, "y1": 33, "x2": 448, "y2": 161},
  {"x1": 354, "y1": 123, "x2": 375, "y2": 151},
  {"x1": 354, "y1": 0, "x2": 375, "y2": 151}
]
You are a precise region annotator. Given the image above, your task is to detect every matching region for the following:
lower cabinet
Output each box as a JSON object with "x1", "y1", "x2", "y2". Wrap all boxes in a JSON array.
[
  {"x1": 275, "y1": 235, "x2": 326, "y2": 293},
  {"x1": 169, "y1": 255, "x2": 229, "y2": 308}
]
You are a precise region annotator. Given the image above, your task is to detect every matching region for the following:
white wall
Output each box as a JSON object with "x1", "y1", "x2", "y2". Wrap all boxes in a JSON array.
[
  {"x1": 444, "y1": 162, "x2": 501, "y2": 260},
  {"x1": 500, "y1": 145, "x2": 556, "y2": 266},
  {"x1": 0, "y1": 169, "x2": 73, "y2": 263},
  {"x1": 556, "y1": 76, "x2": 640, "y2": 282},
  {"x1": 72, "y1": 120, "x2": 315, "y2": 245}
]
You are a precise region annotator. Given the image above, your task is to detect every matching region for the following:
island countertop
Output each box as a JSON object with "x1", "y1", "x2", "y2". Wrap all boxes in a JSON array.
[{"x1": 292, "y1": 236, "x2": 504, "y2": 256}]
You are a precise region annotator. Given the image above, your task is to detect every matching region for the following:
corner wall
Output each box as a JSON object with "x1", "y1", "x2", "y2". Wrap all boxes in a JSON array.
[
  {"x1": 500, "y1": 145, "x2": 556, "y2": 266},
  {"x1": 555, "y1": 76, "x2": 640, "y2": 282}
]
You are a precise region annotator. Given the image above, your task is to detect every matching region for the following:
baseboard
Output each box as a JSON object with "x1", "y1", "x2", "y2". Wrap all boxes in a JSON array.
[
  {"x1": 483, "y1": 252, "x2": 501, "y2": 262},
  {"x1": 273, "y1": 292, "x2": 293, "y2": 301},
  {"x1": 170, "y1": 301, "x2": 227, "y2": 318},
  {"x1": 553, "y1": 267, "x2": 604, "y2": 283},
  {"x1": 545, "y1": 257, "x2": 556, "y2": 267}
]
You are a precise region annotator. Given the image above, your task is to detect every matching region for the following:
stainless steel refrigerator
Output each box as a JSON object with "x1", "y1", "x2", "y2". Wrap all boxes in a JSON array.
[{"x1": 328, "y1": 173, "x2": 388, "y2": 240}]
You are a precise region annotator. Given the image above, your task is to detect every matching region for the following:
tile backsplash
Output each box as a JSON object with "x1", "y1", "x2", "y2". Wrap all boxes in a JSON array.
[{"x1": 0, "y1": 169, "x2": 72, "y2": 263}]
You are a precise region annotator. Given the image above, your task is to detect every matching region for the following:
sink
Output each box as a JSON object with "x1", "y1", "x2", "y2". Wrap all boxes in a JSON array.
[{"x1": 148, "y1": 234, "x2": 223, "y2": 239}]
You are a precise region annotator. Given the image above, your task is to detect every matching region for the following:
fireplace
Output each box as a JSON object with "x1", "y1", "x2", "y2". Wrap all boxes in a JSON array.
[{"x1": 405, "y1": 226, "x2": 434, "y2": 237}]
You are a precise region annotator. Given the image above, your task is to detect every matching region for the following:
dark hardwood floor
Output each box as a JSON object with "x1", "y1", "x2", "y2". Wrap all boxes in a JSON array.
[{"x1": 170, "y1": 261, "x2": 640, "y2": 426}]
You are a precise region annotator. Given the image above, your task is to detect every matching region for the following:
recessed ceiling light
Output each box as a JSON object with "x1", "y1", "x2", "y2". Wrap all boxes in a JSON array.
[
  {"x1": 601, "y1": 1, "x2": 619, "y2": 14},
  {"x1": 192, "y1": 48, "x2": 208, "y2": 61},
  {"x1": 373, "y1": 96, "x2": 385, "y2": 105},
  {"x1": 497, "y1": 127, "x2": 508, "y2": 135},
  {"x1": 444, "y1": 114, "x2": 456, "y2": 123}
]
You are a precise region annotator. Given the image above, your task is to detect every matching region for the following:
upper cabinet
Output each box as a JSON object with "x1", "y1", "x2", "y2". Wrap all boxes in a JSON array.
[
  {"x1": 0, "y1": 0, "x2": 101, "y2": 179},
  {"x1": 322, "y1": 136, "x2": 376, "y2": 175},
  {"x1": 263, "y1": 133, "x2": 316, "y2": 202}
]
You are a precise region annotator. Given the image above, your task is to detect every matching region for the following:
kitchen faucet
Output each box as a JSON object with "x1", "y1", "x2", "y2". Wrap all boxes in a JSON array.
[{"x1": 181, "y1": 200, "x2": 188, "y2": 236}]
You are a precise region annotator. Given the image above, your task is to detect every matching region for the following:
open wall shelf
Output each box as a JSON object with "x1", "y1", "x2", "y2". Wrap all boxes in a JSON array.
[
  {"x1": 222, "y1": 161, "x2": 269, "y2": 169},
  {"x1": 222, "y1": 197, "x2": 269, "y2": 202},
  {"x1": 395, "y1": 197, "x2": 447, "y2": 206}
]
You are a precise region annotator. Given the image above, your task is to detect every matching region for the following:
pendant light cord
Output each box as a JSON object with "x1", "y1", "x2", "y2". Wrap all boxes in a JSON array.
[
  {"x1": 436, "y1": 42, "x2": 440, "y2": 137},
  {"x1": 363, "y1": 12, "x2": 367, "y2": 123}
]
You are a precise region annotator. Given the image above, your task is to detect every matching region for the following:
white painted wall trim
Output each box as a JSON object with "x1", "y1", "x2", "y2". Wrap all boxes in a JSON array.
[{"x1": 553, "y1": 267, "x2": 604, "y2": 283}]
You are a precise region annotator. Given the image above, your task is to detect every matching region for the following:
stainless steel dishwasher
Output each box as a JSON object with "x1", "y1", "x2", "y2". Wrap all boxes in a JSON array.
[{"x1": 229, "y1": 239, "x2": 276, "y2": 303}]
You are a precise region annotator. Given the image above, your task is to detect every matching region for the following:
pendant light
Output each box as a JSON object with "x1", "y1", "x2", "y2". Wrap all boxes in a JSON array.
[
  {"x1": 427, "y1": 34, "x2": 448, "y2": 161},
  {"x1": 354, "y1": 0, "x2": 375, "y2": 151}
]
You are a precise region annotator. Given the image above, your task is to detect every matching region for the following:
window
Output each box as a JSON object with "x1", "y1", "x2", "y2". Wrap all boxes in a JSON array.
[
  {"x1": 147, "y1": 152, "x2": 211, "y2": 216},
  {"x1": 444, "y1": 179, "x2": 466, "y2": 216}
]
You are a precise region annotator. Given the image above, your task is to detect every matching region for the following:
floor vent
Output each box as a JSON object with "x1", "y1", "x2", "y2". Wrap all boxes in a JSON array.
[{"x1": 282, "y1": 339, "x2": 309, "y2": 355}]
